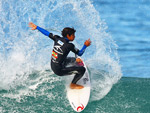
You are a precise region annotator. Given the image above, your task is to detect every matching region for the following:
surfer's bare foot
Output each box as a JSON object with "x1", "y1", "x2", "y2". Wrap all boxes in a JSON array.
[{"x1": 70, "y1": 83, "x2": 84, "y2": 89}]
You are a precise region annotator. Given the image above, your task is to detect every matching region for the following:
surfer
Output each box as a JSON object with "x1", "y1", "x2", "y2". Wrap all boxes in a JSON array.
[{"x1": 29, "y1": 22, "x2": 91, "y2": 89}]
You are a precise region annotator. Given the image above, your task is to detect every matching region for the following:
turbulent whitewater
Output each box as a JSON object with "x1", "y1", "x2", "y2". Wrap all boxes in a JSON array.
[{"x1": 0, "y1": 0, "x2": 122, "y2": 112}]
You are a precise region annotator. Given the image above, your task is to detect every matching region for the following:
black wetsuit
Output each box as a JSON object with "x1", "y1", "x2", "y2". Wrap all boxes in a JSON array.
[{"x1": 37, "y1": 26, "x2": 86, "y2": 84}]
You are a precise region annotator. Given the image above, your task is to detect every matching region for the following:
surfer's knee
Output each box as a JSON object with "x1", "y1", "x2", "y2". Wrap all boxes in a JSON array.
[
  {"x1": 56, "y1": 73, "x2": 62, "y2": 76},
  {"x1": 53, "y1": 70, "x2": 62, "y2": 76},
  {"x1": 79, "y1": 66, "x2": 86, "y2": 75},
  {"x1": 82, "y1": 67, "x2": 86, "y2": 73}
]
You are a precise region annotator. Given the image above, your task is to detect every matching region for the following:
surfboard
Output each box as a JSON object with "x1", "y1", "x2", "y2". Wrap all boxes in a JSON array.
[{"x1": 67, "y1": 58, "x2": 91, "y2": 112}]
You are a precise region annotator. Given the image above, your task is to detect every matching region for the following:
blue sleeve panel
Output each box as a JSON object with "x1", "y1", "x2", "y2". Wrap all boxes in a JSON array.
[
  {"x1": 36, "y1": 26, "x2": 50, "y2": 37},
  {"x1": 77, "y1": 45, "x2": 87, "y2": 56}
]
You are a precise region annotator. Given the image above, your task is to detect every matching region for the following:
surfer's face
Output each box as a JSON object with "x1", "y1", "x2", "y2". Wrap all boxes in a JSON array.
[{"x1": 67, "y1": 33, "x2": 75, "y2": 41}]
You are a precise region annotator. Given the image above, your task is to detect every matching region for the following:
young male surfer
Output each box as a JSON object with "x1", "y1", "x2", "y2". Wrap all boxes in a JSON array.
[{"x1": 29, "y1": 22, "x2": 91, "y2": 89}]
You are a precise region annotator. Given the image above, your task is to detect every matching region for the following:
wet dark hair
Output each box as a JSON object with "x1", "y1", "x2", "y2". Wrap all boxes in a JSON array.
[{"x1": 61, "y1": 27, "x2": 76, "y2": 37}]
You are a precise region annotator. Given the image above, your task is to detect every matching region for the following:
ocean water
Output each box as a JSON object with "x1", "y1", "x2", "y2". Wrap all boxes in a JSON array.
[
  {"x1": 0, "y1": 0, "x2": 149, "y2": 113},
  {"x1": 93, "y1": 0, "x2": 150, "y2": 78}
]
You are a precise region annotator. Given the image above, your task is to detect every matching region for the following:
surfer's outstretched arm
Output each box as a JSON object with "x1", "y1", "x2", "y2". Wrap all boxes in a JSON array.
[{"x1": 29, "y1": 22, "x2": 50, "y2": 37}]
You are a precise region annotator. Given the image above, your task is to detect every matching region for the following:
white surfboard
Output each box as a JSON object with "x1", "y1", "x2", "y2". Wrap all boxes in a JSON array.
[{"x1": 67, "y1": 59, "x2": 91, "y2": 112}]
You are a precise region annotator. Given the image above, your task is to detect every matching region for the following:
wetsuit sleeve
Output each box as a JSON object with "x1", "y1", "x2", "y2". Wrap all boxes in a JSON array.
[
  {"x1": 77, "y1": 45, "x2": 87, "y2": 56},
  {"x1": 36, "y1": 26, "x2": 56, "y2": 41},
  {"x1": 37, "y1": 26, "x2": 50, "y2": 36}
]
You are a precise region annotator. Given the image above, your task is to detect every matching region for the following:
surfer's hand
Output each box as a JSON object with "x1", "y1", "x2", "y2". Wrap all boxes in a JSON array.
[
  {"x1": 76, "y1": 58, "x2": 83, "y2": 63},
  {"x1": 29, "y1": 22, "x2": 37, "y2": 30},
  {"x1": 84, "y1": 38, "x2": 91, "y2": 47}
]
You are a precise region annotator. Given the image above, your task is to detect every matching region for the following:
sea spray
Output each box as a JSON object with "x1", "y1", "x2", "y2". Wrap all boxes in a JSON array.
[{"x1": 0, "y1": 0, "x2": 121, "y2": 102}]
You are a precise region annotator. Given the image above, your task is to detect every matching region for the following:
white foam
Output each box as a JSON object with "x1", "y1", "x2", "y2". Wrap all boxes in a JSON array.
[{"x1": 0, "y1": 0, "x2": 122, "y2": 101}]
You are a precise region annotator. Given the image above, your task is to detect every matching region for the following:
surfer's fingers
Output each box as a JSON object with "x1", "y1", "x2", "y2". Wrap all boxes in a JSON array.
[
  {"x1": 28, "y1": 22, "x2": 33, "y2": 26},
  {"x1": 28, "y1": 22, "x2": 37, "y2": 30},
  {"x1": 88, "y1": 38, "x2": 91, "y2": 43},
  {"x1": 84, "y1": 38, "x2": 91, "y2": 46},
  {"x1": 28, "y1": 22, "x2": 35, "y2": 27},
  {"x1": 88, "y1": 38, "x2": 91, "y2": 45},
  {"x1": 28, "y1": 22, "x2": 33, "y2": 28}
]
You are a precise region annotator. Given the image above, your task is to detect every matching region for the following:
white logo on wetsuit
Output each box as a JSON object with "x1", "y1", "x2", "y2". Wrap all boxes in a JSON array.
[
  {"x1": 57, "y1": 40, "x2": 64, "y2": 46},
  {"x1": 53, "y1": 45, "x2": 63, "y2": 55}
]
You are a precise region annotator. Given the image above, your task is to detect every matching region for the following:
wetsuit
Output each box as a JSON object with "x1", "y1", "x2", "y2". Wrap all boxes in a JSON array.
[{"x1": 36, "y1": 26, "x2": 87, "y2": 84}]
